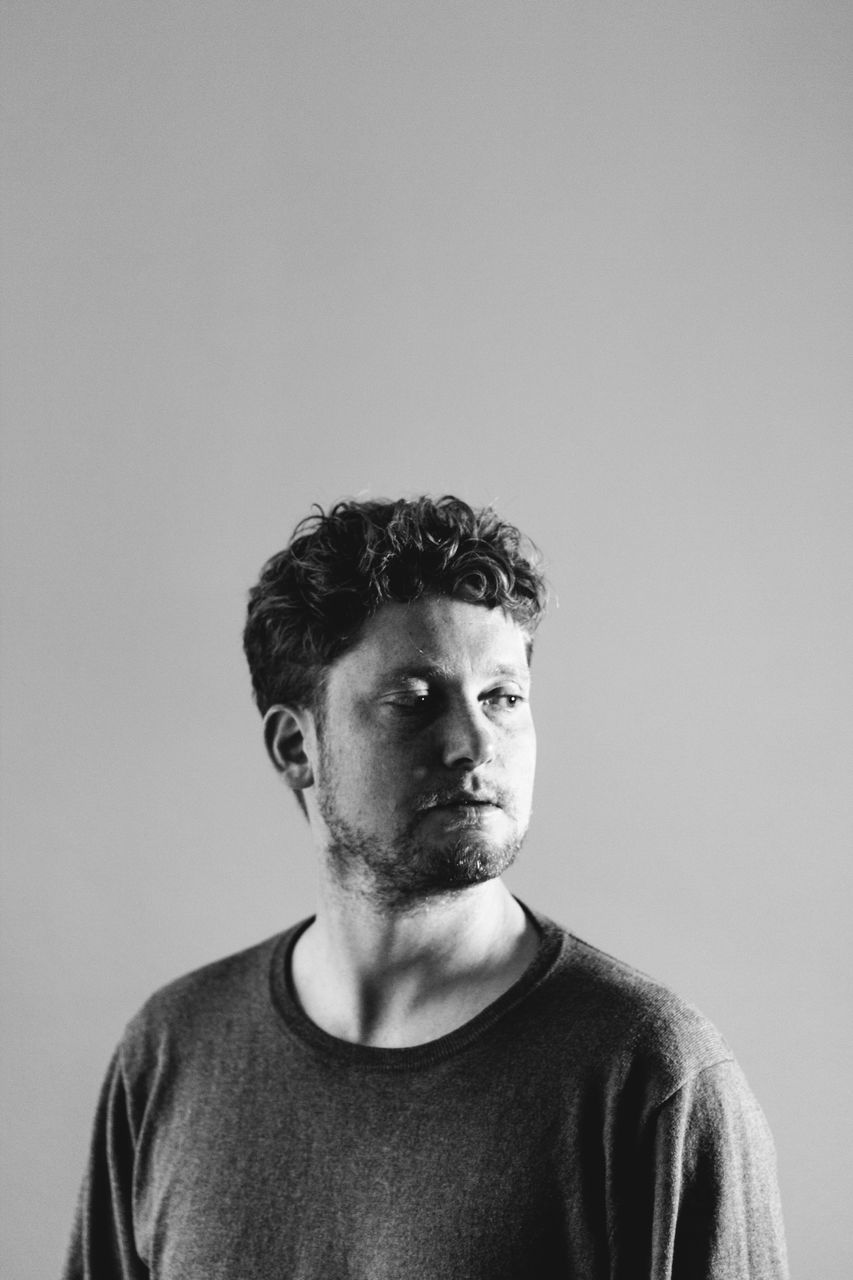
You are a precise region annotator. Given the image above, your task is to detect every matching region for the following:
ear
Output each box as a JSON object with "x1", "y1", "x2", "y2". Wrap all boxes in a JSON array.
[{"x1": 263, "y1": 705, "x2": 315, "y2": 793}]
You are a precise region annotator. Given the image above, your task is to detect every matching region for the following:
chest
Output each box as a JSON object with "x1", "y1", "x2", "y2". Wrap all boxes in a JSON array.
[{"x1": 132, "y1": 1055, "x2": 611, "y2": 1279}]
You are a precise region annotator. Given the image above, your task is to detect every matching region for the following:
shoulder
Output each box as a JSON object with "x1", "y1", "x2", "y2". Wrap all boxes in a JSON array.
[
  {"x1": 116, "y1": 922, "x2": 306, "y2": 1076},
  {"x1": 526, "y1": 911, "x2": 735, "y2": 1109}
]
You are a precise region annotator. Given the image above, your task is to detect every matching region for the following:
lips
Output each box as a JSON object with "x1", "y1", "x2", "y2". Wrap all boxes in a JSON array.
[
  {"x1": 435, "y1": 799, "x2": 493, "y2": 809},
  {"x1": 420, "y1": 793, "x2": 501, "y2": 811}
]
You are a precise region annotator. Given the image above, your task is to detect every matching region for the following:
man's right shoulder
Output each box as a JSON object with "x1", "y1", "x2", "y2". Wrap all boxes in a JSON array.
[{"x1": 117, "y1": 920, "x2": 308, "y2": 1070}]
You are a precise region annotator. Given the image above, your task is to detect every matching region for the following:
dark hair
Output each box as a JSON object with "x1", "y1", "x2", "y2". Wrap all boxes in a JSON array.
[{"x1": 243, "y1": 495, "x2": 547, "y2": 715}]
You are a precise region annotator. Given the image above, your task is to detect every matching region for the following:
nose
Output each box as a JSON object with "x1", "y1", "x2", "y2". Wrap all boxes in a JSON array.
[{"x1": 439, "y1": 699, "x2": 495, "y2": 770}]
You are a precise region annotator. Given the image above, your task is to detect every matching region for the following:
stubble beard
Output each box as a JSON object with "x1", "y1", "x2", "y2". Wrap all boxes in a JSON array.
[
  {"x1": 319, "y1": 805, "x2": 526, "y2": 911},
  {"x1": 315, "y1": 747, "x2": 528, "y2": 911}
]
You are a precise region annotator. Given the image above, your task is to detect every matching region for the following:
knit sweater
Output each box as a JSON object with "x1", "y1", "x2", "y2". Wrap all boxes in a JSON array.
[{"x1": 63, "y1": 910, "x2": 789, "y2": 1279}]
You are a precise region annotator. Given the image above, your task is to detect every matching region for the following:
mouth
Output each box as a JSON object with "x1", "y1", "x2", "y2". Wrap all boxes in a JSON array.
[
  {"x1": 421, "y1": 795, "x2": 501, "y2": 820},
  {"x1": 426, "y1": 794, "x2": 498, "y2": 809},
  {"x1": 440, "y1": 799, "x2": 492, "y2": 808}
]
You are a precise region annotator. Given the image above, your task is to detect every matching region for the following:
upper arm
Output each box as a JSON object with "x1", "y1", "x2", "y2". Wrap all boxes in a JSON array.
[
  {"x1": 62, "y1": 1050, "x2": 149, "y2": 1280},
  {"x1": 647, "y1": 1060, "x2": 789, "y2": 1280}
]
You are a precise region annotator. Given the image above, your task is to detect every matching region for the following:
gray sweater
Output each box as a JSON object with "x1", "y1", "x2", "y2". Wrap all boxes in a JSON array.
[{"x1": 64, "y1": 910, "x2": 789, "y2": 1278}]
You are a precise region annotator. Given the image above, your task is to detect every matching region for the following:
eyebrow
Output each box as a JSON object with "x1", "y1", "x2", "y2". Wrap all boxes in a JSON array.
[{"x1": 382, "y1": 662, "x2": 530, "y2": 684}]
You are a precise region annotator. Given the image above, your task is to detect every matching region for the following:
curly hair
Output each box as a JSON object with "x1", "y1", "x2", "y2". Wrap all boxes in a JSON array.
[{"x1": 243, "y1": 495, "x2": 547, "y2": 716}]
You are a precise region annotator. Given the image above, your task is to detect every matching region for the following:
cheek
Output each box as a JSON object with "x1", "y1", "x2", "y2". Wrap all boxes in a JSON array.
[
  {"x1": 510, "y1": 728, "x2": 537, "y2": 795},
  {"x1": 346, "y1": 751, "x2": 407, "y2": 812},
  {"x1": 507, "y1": 720, "x2": 536, "y2": 765}
]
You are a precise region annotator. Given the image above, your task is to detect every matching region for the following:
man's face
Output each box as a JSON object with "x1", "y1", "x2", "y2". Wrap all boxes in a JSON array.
[{"x1": 307, "y1": 594, "x2": 536, "y2": 908}]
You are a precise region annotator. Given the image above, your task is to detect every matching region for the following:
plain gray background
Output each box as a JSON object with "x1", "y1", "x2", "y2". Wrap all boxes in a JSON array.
[{"x1": 2, "y1": 2, "x2": 851, "y2": 1276}]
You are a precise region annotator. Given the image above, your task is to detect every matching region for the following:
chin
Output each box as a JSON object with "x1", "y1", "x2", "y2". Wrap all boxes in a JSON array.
[
  {"x1": 322, "y1": 807, "x2": 526, "y2": 907},
  {"x1": 431, "y1": 834, "x2": 523, "y2": 888}
]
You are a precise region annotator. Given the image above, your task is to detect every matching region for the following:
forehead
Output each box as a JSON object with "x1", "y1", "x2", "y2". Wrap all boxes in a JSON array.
[{"x1": 331, "y1": 596, "x2": 531, "y2": 685}]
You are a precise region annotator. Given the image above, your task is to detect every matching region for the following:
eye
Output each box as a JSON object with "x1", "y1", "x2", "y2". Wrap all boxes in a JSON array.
[
  {"x1": 483, "y1": 689, "x2": 525, "y2": 709},
  {"x1": 383, "y1": 691, "x2": 432, "y2": 713}
]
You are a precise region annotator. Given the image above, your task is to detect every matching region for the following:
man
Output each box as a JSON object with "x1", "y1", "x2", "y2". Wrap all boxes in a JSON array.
[{"x1": 64, "y1": 495, "x2": 789, "y2": 1278}]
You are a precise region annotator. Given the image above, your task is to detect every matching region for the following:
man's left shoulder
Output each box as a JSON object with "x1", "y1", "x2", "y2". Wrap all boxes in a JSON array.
[{"x1": 525, "y1": 912, "x2": 736, "y2": 1104}]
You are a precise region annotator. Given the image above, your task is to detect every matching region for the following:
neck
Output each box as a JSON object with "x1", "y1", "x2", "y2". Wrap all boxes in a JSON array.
[{"x1": 290, "y1": 876, "x2": 540, "y2": 1048}]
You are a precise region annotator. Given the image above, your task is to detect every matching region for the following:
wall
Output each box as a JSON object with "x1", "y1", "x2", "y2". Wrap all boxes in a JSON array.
[{"x1": 2, "y1": 2, "x2": 851, "y2": 1275}]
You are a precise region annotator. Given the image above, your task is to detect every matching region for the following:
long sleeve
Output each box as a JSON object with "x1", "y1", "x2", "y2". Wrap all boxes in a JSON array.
[
  {"x1": 59, "y1": 923, "x2": 791, "y2": 1279},
  {"x1": 648, "y1": 1060, "x2": 789, "y2": 1279},
  {"x1": 61, "y1": 1051, "x2": 149, "y2": 1280}
]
